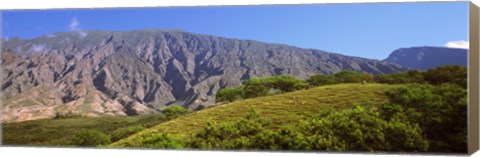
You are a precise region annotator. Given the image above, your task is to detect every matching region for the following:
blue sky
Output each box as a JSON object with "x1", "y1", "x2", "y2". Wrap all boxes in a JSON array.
[{"x1": 2, "y1": 2, "x2": 469, "y2": 60}]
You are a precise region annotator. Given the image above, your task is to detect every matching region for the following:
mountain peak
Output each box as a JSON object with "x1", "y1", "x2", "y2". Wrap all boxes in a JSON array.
[{"x1": 383, "y1": 46, "x2": 467, "y2": 70}]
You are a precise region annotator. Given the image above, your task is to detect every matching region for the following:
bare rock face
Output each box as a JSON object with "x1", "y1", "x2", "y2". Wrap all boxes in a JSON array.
[
  {"x1": 383, "y1": 46, "x2": 467, "y2": 70},
  {"x1": 1, "y1": 30, "x2": 408, "y2": 123}
]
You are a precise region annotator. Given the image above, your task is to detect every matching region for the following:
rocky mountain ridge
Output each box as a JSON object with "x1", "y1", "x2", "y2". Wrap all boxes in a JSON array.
[
  {"x1": 2, "y1": 30, "x2": 407, "y2": 123},
  {"x1": 383, "y1": 46, "x2": 467, "y2": 70}
]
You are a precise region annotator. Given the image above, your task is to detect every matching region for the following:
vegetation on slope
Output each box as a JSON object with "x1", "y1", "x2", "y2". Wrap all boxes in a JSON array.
[
  {"x1": 111, "y1": 65, "x2": 467, "y2": 153},
  {"x1": 2, "y1": 105, "x2": 191, "y2": 146},
  {"x1": 112, "y1": 83, "x2": 466, "y2": 153},
  {"x1": 111, "y1": 83, "x2": 396, "y2": 147}
]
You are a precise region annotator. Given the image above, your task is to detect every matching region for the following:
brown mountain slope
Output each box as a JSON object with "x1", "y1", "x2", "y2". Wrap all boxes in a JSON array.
[{"x1": 1, "y1": 30, "x2": 408, "y2": 123}]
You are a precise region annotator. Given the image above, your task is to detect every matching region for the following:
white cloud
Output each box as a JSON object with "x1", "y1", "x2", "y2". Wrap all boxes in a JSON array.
[
  {"x1": 68, "y1": 17, "x2": 88, "y2": 38},
  {"x1": 445, "y1": 40, "x2": 469, "y2": 49}
]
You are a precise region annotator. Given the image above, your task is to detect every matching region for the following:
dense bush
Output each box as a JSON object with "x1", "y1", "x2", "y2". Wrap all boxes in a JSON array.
[
  {"x1": 111, "y1": 125, "x2": 146, "y2": 142},
  {"x1": 188, "y1": 109, "x2": 270, "y2": 149},
  {"x1": 251, "y1": 125, "x2": 311, "y2": 150},
  {"x1": 381, "y1": 83, "x2": 467, "y2": 153},
  {"x1": 374, "y1": 70, "x2": 425, "y2": 84},
  {"x1": 333, "y1": 70, "x2": 373, "y2": 83},
  {"x1": 424, "y1": 65, "x2": 467, "y2": 87},
  {"x1": 217, "y1": 75, "x2": 307, "y2": 101},
  {"x1": 215, "y1": 87, "x2": 245, "y2": 103},
  {"x1": 375, "y1": 65, "x2": 466, "y2": 87},
  {"x1": 266, "y1": 75, "x2": 308, "y2": 92},
  {"x1": 298, "y1": 106, "x2": 428, "y2": 152},
  {"x1": 243, "y1": 78, "x2": 271, "y2": 98},
  {"x1": 72, "y1": 130, "x2": 112, "y2": 146},
  {"x1": 162, "y1": 105, "x2": 191, "y2": 119},
  {"x1": 306, "y1": 74, "x2": 336, "y2": 87},
  {"x1": 137, "y1": 133, "x2": 184, "y2": 149},
  {"x1": 187, "y1": 106, "x2": 429, "y2": 152}
]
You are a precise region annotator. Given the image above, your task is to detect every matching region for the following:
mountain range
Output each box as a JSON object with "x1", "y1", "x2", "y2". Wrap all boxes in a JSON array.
[
  {"x1": 1, "y1": 30, "x2": 465, "y2": 123},
  {"x1": 383, "y1": 46, "x2": 467, "y2": 70}
]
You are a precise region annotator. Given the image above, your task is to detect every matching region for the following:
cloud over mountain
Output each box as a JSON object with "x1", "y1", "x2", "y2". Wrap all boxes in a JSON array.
[{"x1": 445, "y1": 40, "x2": 469, "y2": 49}]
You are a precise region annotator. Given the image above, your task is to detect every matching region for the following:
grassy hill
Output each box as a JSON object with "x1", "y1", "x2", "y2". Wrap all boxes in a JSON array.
[
  {"x1": 111, "y1": 83, "x2": 397, "y2": 147},
  {"x1": 2, "y1": 114, "x2": 168, "y2": 146}
]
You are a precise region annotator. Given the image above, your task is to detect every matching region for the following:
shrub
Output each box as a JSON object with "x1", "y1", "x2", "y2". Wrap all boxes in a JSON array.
[
  {"x1": 162, "y1": 105, "x2": 191, "y2": 119},
  {"x1": 333, "y1": 70, "x2": 373, "y2": 83},
  {"x1": 72, "y1": 130, "x2": 111, "y2": 147},
  {"x1": 243, "y1": 78, "x2": 270, "y2": 98},
  {"x1": 251, "y1": 125, "x2": 311, "y2": 151},
  {"x1": 111, "y1": 125, "x2": 146, "y2": 142},
  {"x1": 243, "y1": 75, "x2": 307, "y2": 98},
  {"x1": 381, "y1": 83, "x2": 467, "y2": 153},
  {"x1": 303, "y1": 106, "x2": 428, "y2": 152},
  {"x1": 424, "y1": 65, "x2": 466, "y2": 87},
  {"x1": 266, "y1": 75, "x2": 308, "y2": 92},
  {"x1": 374, "y1": 70, "x2": 425, "y2": 84},
  {"x1": 215, "y1": 87, "x2": 245, "y2": 103},
  {"x1": 188, "y1": 108, "x2": 270, "y2": 149},
  {"x1": 306, "y1": 74, "x2": 336, "y2": 87},
  {"x1": 139, "y1": 133, "x2": 184, "y2": 149}
]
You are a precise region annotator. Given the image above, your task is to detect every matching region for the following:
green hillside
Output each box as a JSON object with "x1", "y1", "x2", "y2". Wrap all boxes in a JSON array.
[
  {"x1": 111, "y1": 83, "x2": 397, "y2": 147},
  {"x1": 2, "y1": 114, "x2": 168, "y2": 146}
]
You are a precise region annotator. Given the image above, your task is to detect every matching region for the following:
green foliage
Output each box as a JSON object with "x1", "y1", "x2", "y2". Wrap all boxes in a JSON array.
[
  {"x1": 333, "y1": 70, "x2": 374, "y2": 83},
  {"x1": 424, "y1": 65, "x2": 467, "y2": 87},
  {"x1": 187, "y1": 105, "x2": 429, "y2": 152},
  {"x1": 162, "y1": 105, "x2": 191, "y2": 119},
  {"x1": 3, "y1": 114, "x2": 168, "y2": 146},
  {"x1": 188, "y1": 108, "x2": 270, "y2": 149},
  {"x1": 72, "y1": 130, "x2": 112, "y2": 146},
  {"x1": 375, "y1": 70, "x2": 425, "y2": 84},
  {"x1": 383, "y1": 112, "x2": 429, "y2": 152},
  {"x1": 114, "y1": 84, "x2": 395, "y2": 148},
  {"x1": 243, "y1": 78, "x2": 270, "y2": 98},
  {"x1": 241, "y1": 75, "x2": 308, "y2": 99},
  {"x1": 111, "y1": 125, "x2": 146, "y2": 142},
  {"x1": 215, "y1": 87, "x2": 244, "y2": 103},
  {"x1": 306, "y1": 74, "x2": 336, "y2": 87},
  {"x1": 300, "y1": 106, "x2": 428, "y2": 152},
  {"x1": 381, "y1": 83, "x2": 467, "y2": 153},
  {"x1": 137, "y1": 133, "x2": 184, "y2": 149},
  {"x1": 251, "y1": 125, "x2": 311, "y2": 150},
  {"x1": 266, "y1": 75, "x2": 308, "y2": 92}
]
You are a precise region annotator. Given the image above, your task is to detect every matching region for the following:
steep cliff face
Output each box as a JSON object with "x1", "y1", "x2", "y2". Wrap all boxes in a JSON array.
[
  {"x1": 383, "y1": 46, "x2": 467, "y2": 70},
  {"x1": 2, "y1": 30, "x2": 407, "y2": 122}
]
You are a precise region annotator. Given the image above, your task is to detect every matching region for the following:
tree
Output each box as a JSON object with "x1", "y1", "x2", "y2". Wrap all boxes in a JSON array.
[
  {"x1": 333, "y1": 70, "x2": 373, "y2": 83},
  {"x1": 267, "y1": 75, "x2": 308, "y2": 92},
  {"x1": 302, "y1": 106, "x2": 428, "y2": 152},
  {"x1": 424, "y1": 65, "x2": 467, "y2": 87},
  {"x1": 138, "y1": 133, "x2": 184, "y2": 149},
  {"x1": 111, "y1": 125, "x2": 146, "y2": 142},
  {"x1": 306, "y1": 74, "x2": 336, "y2": 87},
  {"x1": 215, "y1": 87, "x2": 244, "y2": 103},
  {"x1": 162, "y1": 105, "x2": 191, "y2": 119},
  {"x1": 188, "y1": 108, "x2": 270, "y2": 149},
  {"x1": 381, "y1": 83, "x2": 467, "y2": 153},
  {"x1": 243, "y1": 78, "x2": 270, "y2": 98},
  {"x1": 72, "y1": 130, "x2": 112, "y2": 146},
  {"x1": 374, "y1": 70, "x2": 425, "y2": 84}
]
